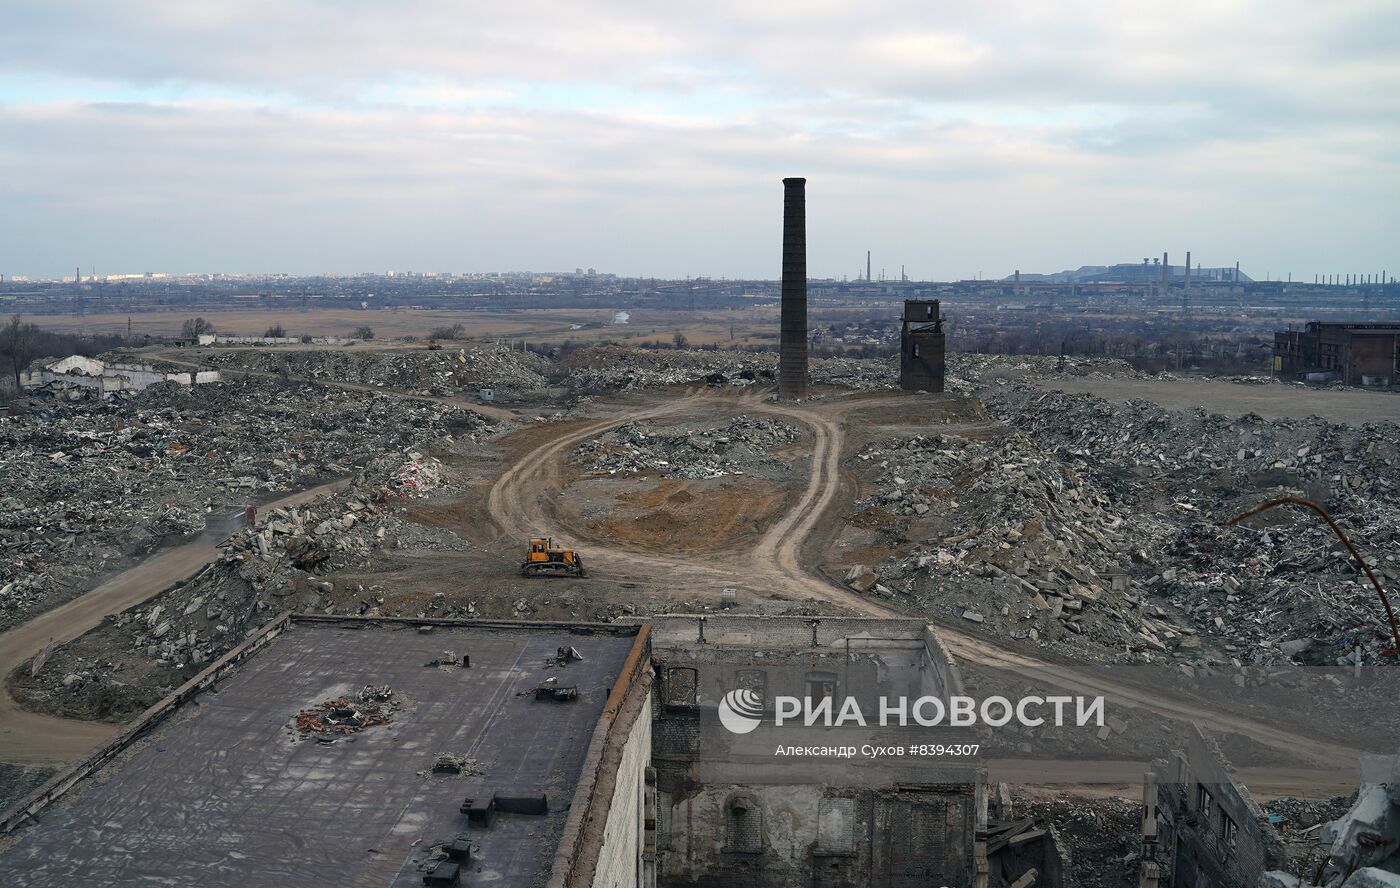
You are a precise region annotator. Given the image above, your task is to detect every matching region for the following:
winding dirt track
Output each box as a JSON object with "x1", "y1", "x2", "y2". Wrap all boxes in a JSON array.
[
  {"x1": 0, "y1": 480, "x2": 348, "y2": 764},
  {"x1": 487, "y1": 389, "x2": 1370, "y2": 783}
]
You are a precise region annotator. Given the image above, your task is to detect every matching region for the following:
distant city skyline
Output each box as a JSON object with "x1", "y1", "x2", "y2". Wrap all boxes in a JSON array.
[
  {"x1": 4, "y1": 261, "x2": 1394, "y2": 286},
  {"x1": 2, "y1": 1, "x2": 1396, "y2": 280}
]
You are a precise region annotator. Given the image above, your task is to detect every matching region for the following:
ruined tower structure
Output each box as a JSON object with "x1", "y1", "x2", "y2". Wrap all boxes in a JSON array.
[{"x1": 900, "y1": 299, "x2": 946, "y2": 393}]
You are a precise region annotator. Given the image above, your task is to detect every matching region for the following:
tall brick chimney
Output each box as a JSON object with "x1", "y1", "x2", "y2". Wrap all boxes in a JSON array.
[{"x1": 779, "y1": 177, "x2": 809, "y2": 400}]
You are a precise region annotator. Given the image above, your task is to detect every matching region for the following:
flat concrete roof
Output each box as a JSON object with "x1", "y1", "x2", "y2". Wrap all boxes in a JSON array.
[{"x1": 0, "y1": 620, "x2": 638, "y2": 887}]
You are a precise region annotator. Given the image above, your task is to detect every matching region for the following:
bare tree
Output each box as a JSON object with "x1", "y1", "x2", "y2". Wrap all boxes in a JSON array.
[
  {"x1": 428, "y1": 323, "x2": 465, "y2": 340},
  {"x1": 181, "y1": 317, "x2": 215, "y2": 338},
  {"x1": 264, "y1": 324, "x2": 287, "y2": 338},
  {"x1": 2, "y1": 314, "x2": 38, "y2": 388}
]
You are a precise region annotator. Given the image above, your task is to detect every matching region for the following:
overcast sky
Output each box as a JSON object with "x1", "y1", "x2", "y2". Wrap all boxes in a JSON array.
[{"x1": 2, "y1": 1, "x2": 1396, "y2": 281}]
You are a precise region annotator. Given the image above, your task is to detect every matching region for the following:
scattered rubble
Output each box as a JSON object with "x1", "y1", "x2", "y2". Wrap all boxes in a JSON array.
[
  {"x1": 1013, "y1": 792, "x2": 1140, "y2": 888},
  {"x1": 572, "y1": 415, "x2": 799, "y2": 479},
  {"x1": 0, "y1": 375, "x2": 495, "y2": 630},
  {"x1": 559, "y1": 346, "x2": 896, "y2": 392},
  {"x1": 12, "y1": 453, "x2": 474, "y2": 722},
  {"x1": 847, "y1": 379, "x2": 1400, "y2": 671},
  {"x1": 294, "y1": 684, "x2": 400, "y2": 737},
  {"x1": 204, "y1": 344, "x2": 553, "y2": 397},
  {"x1": 1262, "y1": 754, "x2": 1400, "y2": 887},
  {"x1": 423, "y1": 752, "x2": 485, "y2": 777}
]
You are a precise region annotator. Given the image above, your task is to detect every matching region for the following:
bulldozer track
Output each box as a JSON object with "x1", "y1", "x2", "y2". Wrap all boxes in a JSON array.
[{"x1": 488, "y1": 389, "x2": 1372, "y2": 782}]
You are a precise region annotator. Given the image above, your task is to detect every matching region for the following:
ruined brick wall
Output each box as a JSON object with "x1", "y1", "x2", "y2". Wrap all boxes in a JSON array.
[
  {"x1": 646, "y1": 615, "x2": 978, "y2": 888},
  {"x1": 1347, "y1": 334, "x2": 1397, "y2": 383},
  {"x1": 899, "y1": 327, "x2": 945, "y2": 393}
]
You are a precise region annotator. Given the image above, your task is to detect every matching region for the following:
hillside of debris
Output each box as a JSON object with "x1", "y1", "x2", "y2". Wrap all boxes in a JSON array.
[
  {"x1": 0, "y1": 376, "x2": 498, "y2": 632},
  {"x1": 841, "y1": 378, "x2": 1400, "y2": 678},
  {"x1": 9, "y1": 450, "x2": 468, "y2": 722},
  {"x1": 558, "y1": 345, "x2": 898, "y2": 392}
]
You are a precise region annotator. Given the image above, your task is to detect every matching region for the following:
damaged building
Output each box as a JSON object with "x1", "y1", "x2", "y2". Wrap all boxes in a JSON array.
[
  {"x1": 0, "y1": 616, "x2": 655, "y2": 888},
  {"x1": 1273, "y1": 322, "x2": 1400, "y2": 385},
  {"x1": 20, "y1": 354, "x2": 221, "y2": 395},
  {"x1": 1149, "y1": 725, "x2": 1288, "y2": 888},
  {"x1": 647, "y1": 614, "x2": 984, "y2": 888},
  {"x1": 1149, "y1": 727, "x2": 1400, "y2": 888},
  {"x1": 0, "y1": 614, "x2": 1003, "y2": 888}
]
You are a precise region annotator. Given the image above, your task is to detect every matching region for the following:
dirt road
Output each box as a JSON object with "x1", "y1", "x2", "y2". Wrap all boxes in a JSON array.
[
  {"x1": 487, "y1": 389, "x2": 1374, "y2": 788},
  {"x1": 0, "y1": 480, "x2": 348, "y2": 764}
]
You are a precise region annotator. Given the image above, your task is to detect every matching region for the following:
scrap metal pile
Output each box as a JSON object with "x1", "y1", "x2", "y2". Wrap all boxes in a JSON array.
[
  {"x1": 0, "y1": 376, "x2": 495, "y2": 631},
  {"x1": 572, "y1": 415, "x2": 799, "y2": 479}
]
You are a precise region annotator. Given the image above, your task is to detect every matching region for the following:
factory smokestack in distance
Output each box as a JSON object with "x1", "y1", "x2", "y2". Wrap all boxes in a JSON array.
[{"x1": 779, "y1": 177, "x2": 809, "y2": 401}]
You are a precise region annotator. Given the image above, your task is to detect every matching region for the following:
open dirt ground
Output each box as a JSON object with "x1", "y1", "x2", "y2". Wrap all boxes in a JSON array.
[{"x1": 1035, "y1": 376, "x2": 1400, "y2": 424}]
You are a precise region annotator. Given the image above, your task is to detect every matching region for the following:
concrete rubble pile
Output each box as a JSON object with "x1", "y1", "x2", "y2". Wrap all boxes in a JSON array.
[
  {"x1": 559, "y1": 345, "x2": 894, "y2": 392},
  {"x1": 572, "y1": 415, "x2": 798, "y2": 479},
  {"x1": 1261, "y1": 753, "x2": 1400, "y2": 887},
  {"x1": 983, "y1": 385, "x2": 1400, "y2": 665},
  {"x1": 947, "y1": 353, "x2": 1142, "y2": 388},
  {"x1": 850, "y1": 381, "x2": 1400, "y2": 670},
  {"x1": 0, "y1": 375, "x2": 496, "y2": 631},
  {"x1": 1014, "y1": 793, "x2": 1141, "y2": 888},
  {"x1": 206, "y1": 344, "x2": 553, "y2": 396},
  {"x1": 849, "y1": 432, "x2": 1168, "y2": 657},
  {"x1": 13, "y1": 450, "x2": 472, "y2": 721}
]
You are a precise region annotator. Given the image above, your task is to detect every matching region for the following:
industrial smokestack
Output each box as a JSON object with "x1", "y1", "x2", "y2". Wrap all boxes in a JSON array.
[
  {"x1": 866, "y1": 250, "x2": 871, "y2": 283},
  {"x1": 779, "y1": 177, "x2": 809, "y2": 400},
  {"x1": 1184, "y1": 252, "x2": 1191, "y2": 291},
  {"x1": 1014, "y1": 269, "x2": 1021, "y2": 295},
  {"x1": 1162, "y1": 252, "x2": 1169, "y2": 292}
]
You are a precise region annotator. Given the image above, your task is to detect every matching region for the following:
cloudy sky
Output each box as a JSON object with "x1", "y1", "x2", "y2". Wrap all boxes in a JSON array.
[{"x1": 2, "y1": 1, "x2": 1396, "y2": 280}]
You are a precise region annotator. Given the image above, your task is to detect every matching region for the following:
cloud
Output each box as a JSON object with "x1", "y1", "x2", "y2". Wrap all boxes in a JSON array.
[{"x1": 0, "y1": 0, "x2": 1396, "y2": 278}]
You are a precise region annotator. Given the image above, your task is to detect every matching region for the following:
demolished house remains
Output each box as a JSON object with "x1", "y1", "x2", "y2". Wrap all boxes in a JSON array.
[{"x1": 20, "y1": 354, "x2": 221, "y2": 395}]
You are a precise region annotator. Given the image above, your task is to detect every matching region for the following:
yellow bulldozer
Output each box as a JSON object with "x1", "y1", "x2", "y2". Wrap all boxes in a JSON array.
[{"x1": 521, "y1": 537, "x2": 586, "y2": 578}]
